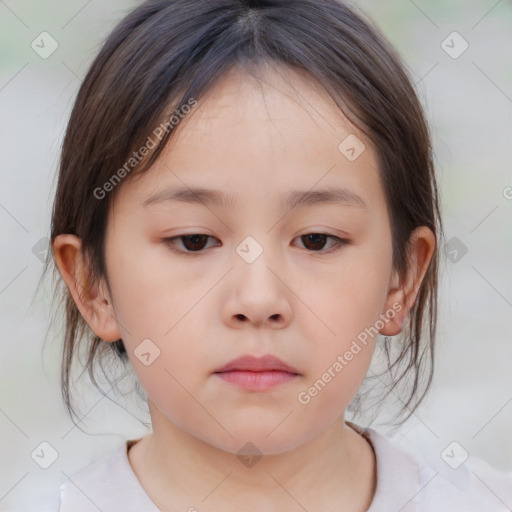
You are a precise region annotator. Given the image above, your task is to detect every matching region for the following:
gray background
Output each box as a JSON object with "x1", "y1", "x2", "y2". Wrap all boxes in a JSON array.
[{"x1": 0, "y1": 0, "x2": 511, "y2": 510}]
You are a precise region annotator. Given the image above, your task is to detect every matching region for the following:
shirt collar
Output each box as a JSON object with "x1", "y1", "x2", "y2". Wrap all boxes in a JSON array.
[{"x1": 346, "y1": 421, "x2": 421, "y2": 512}]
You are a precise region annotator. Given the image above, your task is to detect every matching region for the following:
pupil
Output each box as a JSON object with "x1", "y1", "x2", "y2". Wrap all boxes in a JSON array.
[
  {"x1": 305, "y1": 234, "x2": 326, "y2": 250},
  {"x1": 184, "y1": 234, "x2": 207, "y2": 251}
]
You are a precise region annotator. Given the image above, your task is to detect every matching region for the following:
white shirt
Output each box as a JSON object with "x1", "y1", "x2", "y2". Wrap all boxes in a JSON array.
[{"x1": 55, "y1": 421, "x2": 512, "y2": 512}]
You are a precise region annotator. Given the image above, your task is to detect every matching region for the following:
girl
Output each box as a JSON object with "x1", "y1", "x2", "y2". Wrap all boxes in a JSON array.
[{"x1": 45, "y1": 0, "x2": 510, "y2": 510}]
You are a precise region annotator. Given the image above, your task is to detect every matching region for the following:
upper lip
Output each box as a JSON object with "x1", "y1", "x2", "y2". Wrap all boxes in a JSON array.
[{"x1": 214, "y1": 354, "x2": 300, "y2": 374}]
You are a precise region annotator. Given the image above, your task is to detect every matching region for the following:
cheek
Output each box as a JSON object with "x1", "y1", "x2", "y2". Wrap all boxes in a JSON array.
[
  {"x1": 106, "y1": 239, "x2": 208, "y2": 341},
  {"x1": 294, "y1": 292, "x2": 377, "y2": 422},
  {"x1": 299, "y1": 347, "x2": 374, "y2": 412},
  {"x1": 129, "y1": 355, "x2": 212, "y2": 434},
  {"x1": 341, "y1": 226, "x2": 394, "y2": 321},
  {"x1": 297, "y1": 249, "x2": 391, "y2": 346},
  {"x1": 292, "y1": 233, "x2": 392, "y2": 392}
]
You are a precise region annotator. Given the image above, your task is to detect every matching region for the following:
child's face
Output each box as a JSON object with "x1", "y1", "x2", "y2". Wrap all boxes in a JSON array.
[{"x1": 103, "y1": 65, "x2": 397, "y2": 454}]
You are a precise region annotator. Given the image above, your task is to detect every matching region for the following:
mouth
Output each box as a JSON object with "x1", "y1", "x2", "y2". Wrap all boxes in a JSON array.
[{"x1": 213, "y1": 354, "x2": 301, "y2": 391}]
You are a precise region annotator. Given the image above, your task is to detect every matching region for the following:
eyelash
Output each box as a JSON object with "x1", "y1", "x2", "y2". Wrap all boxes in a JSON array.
[{"x1": 162, "y1": 233, "x2": 349, "y2": 255}]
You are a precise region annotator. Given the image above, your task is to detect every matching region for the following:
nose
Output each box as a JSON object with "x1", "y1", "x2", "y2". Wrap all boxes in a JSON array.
[{"x1": 221, "y1": 251, "x2": 293, "y2": 330}]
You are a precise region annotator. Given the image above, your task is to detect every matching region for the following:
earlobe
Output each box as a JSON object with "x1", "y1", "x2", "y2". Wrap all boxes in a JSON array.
[
  {"x1": 379, "y1": 226, "x2": 436, "y2": 337},
  {"x1": 52, "y1": 234, "x2": 122, "y2": 342},
  {"x1": 379, "y1": 286, "x2": 407, "y2": 336}
]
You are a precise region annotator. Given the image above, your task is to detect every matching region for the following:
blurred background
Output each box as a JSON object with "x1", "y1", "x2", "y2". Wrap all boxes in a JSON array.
[{"x1": 0, "y1": 0, "x2": 511, "y2": 510}]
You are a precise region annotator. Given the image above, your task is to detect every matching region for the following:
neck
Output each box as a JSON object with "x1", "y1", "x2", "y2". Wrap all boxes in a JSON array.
[{"x1": 128, "y1": 403, "x2": 376, "y2": 512}]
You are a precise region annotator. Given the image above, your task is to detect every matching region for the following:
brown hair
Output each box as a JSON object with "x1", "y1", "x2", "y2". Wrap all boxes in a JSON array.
[{"x1": 39, "y1": 0, "x2": 444, "y2": 425}]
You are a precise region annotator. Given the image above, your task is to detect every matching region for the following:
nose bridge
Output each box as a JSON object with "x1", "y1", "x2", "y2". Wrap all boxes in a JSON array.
[{"x1": 234, "y1": 234, "x2": 280, "y2": 296}]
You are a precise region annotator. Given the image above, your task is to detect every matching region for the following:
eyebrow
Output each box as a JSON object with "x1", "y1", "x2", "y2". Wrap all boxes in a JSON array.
[{"x1": 141, "y1": 186, "x2": 367, "y2": 211}]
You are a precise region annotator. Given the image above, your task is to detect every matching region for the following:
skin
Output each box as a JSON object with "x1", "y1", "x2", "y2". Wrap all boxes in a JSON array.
[{"x1": 53, "y1": 63, "x2": 435, "y2": 511}]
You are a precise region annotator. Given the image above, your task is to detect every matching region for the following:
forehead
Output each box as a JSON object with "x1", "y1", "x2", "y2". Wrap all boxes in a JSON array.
[{"x1": 114, "y1": 64, "x2": 383, "y2": 215}]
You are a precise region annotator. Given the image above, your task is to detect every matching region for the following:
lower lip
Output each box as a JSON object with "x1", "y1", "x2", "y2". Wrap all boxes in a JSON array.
[{"x1": 215, "y1": 370, "x2": 299, "y2": 391}]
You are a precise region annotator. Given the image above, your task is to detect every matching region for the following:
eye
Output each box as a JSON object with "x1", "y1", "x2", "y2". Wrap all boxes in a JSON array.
[
  {"x1": 162, "y1": 232, "x2": 349, "y2": 255},
  {"x1": 162, "y1": 234, "x2": 219, "y2": 253},
  {"x1": 294, "y1": 233, "x2": 348, "y2": 253}
]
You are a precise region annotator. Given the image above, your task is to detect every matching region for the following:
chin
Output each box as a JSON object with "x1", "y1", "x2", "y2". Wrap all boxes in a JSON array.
[{"x1": 200, "y1": 424, "x2": 311, "y2": 457}]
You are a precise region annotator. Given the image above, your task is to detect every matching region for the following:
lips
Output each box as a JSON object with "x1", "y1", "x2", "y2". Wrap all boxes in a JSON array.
[
  {"x1": 213, "y1": 354, "x2": 300, "y2": 391},
  {"x1": 213, "y1": 354, "x2": 300, "y2": 375}
]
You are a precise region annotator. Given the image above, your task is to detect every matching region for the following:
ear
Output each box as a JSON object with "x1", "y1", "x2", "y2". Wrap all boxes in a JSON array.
[
  {"x1": 51, "y1": 234, "x2": 122, "y2": 342},
  {"x1": 379, "y1": 226, "x2": 436, "y2": 336}
]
